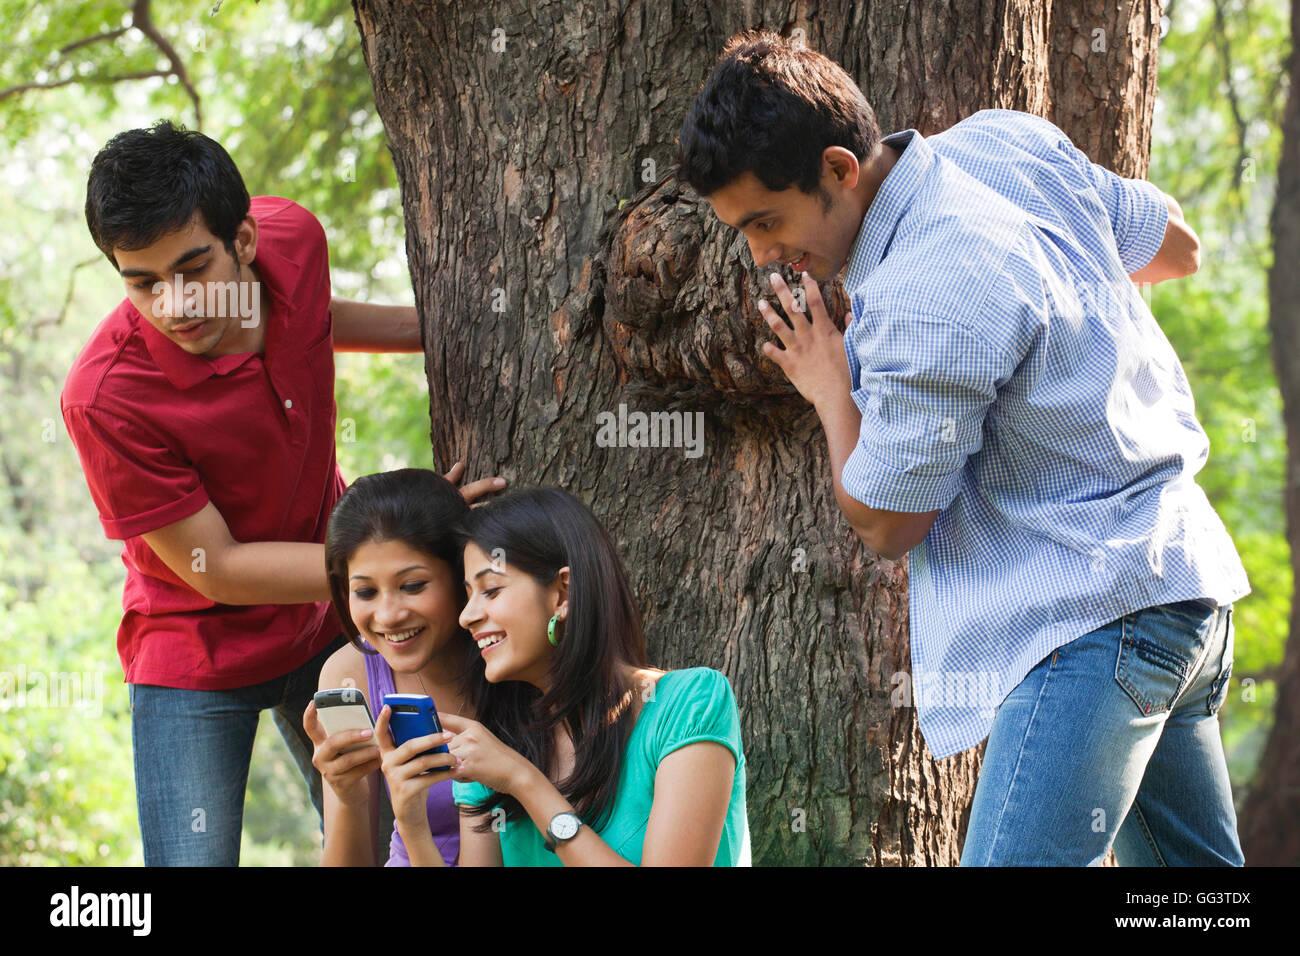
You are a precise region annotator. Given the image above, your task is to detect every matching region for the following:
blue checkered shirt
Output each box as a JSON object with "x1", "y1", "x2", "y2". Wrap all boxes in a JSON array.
[{"x1": 841, "y1": 109, "x2": 1251, "y2": 759}]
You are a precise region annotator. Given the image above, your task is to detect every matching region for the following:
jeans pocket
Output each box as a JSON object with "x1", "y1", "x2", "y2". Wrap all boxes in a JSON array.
[
  {"x1": 1206, "y1": 607, "x2": 1235, "y2": 715},
  {"x1": 1114, "y1": 604, "x2": 1214, "y2": 716}
]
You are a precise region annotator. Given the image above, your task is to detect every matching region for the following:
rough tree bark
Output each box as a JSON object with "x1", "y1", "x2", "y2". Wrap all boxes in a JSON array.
[
  {"x1": 1243, "y1": 0, "x2": 1299, "y2": 868},
  {"x1": 352, "y1": 0, "x2": 1162, "y2": 865}
]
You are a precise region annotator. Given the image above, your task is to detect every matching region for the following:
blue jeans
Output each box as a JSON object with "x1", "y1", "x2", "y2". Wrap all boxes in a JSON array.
[
  {"x1": 129, "y1": 635, "x2": 346, "y2": 866},
  {"x1": 960, "y1": 599, "x2": 1242, "y2": 866}
]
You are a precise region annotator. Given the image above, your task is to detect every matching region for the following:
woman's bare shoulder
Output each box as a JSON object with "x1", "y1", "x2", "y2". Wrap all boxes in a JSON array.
[{"x1": 318, "y1": 641, "x2": 371, "y2": 695}]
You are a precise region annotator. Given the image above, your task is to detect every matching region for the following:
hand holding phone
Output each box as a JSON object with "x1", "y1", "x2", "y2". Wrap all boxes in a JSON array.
[
  {"x1": 313, "y1": 687, "x2": 376, "y2": 753},
  {"x1": 306, "y1": 687, "x2": 381, "y2": 807},
  {"x1": 383, "y1": 694, "x2": 453, "y2": 774},
  {"x1": 378, "y1": 694, "x2": 457, "y2": 833}
]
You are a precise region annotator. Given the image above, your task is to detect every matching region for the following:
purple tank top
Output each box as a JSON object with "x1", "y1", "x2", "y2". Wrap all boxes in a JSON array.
[{"x1": 362, "y1": 646, "x2": 460, "y2": 866}]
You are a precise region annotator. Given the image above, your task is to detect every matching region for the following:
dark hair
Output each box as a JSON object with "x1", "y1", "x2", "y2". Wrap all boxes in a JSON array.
[
  {"x1": 675, "y1": 30, "x2": 881, "y2": 200},
  {"x1": 324, "y1": 469, "x2": 485, "y2": 703},
  {"x1": 453, "y1": 487, "x2": 649, "y2": 831},
  {"x1": 85, "y1": 119, "x2": 251, "y2": 268}
]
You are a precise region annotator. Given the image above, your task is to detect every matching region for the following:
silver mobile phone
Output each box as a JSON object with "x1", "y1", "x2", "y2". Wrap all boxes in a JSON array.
[{"x1": 313, "y1": 687, "x2": 376, "y2": 753}]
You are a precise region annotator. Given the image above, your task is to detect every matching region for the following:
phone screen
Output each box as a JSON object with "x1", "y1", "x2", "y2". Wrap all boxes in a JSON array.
[{"x1": 315, "y1": 688, "x2": 375, "y2": 753}]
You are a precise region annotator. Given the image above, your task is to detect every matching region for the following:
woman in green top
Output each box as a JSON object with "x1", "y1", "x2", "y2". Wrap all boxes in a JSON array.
[{"x1": 421, "y1": 487, "x2": 749, "y2": 866}]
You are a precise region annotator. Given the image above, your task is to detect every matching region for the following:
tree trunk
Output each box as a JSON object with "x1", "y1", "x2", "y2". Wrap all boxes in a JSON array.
[
  {"x1": 351, "y1": 0, "x2": 1161, "y2": 865},
  {"x1": 1242, "y1": 0, "x2": 1300, "y2": 868}
]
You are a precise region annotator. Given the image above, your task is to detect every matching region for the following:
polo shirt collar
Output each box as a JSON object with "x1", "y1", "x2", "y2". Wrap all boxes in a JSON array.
[
  {"x1": 844, "y1": 128, "x2": 933, "y2": 291},
  {"x1": 139, "y1": 239, "x2": 301, "y2": 390}
]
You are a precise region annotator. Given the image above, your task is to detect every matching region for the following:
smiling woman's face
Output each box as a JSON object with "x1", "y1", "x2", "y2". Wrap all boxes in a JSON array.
[
  {"x1": 458, "y1": 541, "x2": 567, "y2": 690},
  {"x1": 346, "y1": 538, "x2": 466, "y2": 674}
]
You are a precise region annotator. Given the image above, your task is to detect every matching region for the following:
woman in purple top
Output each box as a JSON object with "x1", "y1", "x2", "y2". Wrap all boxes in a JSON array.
[
  {"x1": 360, "y1": 641, "x2": 461, "y2": 865},
  {"x1": 304, "y1": 467, "x2": 495, "y2": 866}
]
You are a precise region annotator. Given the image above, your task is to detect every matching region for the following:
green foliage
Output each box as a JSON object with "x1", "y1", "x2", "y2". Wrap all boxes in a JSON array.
[
  {"x1": 239, "y1": 712, "x2": 325, "y2": 867},
  {"x1": 1148, "y1": 0, "x2": 1292, "y2": 782},
  {"x1": 0, "y1": 0, "x2": 423, "y2": 866},
  {"x1": 335, "y1": 352, "x2": 437, "y2": 480},
  {"x1": 0, "y1": 545, "x2": 137, "y2": 865}
]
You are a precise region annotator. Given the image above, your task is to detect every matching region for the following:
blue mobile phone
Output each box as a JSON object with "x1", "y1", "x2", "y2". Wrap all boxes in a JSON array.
[{"x1": 383, "y1": 694, "x2": 452, "y2": 772}]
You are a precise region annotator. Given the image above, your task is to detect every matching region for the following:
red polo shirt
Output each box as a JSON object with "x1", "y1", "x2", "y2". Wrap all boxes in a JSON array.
[{"x1": 60, "y1": 196, "x2": 347, "y2": 690}]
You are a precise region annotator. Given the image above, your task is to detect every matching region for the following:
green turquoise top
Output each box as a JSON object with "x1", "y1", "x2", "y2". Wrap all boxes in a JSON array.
[{"x1": 452, "y1": 667, "x2": 749, "y2": 866}]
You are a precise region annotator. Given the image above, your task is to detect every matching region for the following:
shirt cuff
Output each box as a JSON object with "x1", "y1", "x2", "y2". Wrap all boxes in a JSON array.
[
  {"x1": 1121, "y1": 179, "x2": 1169, "y2": 274},
  {"x1": 660, "y1": 733, "x2": 743, "y2": 769},
  {"x1": 841, "y1": 440, "x2": 962, "y2": 513},
  {"x1": 98, "y1": 485, "x2": 210, "y2": 541}
]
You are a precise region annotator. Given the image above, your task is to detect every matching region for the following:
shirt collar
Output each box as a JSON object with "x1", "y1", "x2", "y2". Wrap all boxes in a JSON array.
[
  {"x1": 138, "y1": 238, "x2": 302, "y2": 390},
  {"x1": 843, "y1": 128, "x2": 933, "y2": 291}
]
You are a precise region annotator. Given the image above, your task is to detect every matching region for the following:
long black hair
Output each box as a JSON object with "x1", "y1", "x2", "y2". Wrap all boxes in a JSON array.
[
  {"x1": 453, "y1": 487, "x2": 649, "y2": 831},
  {"x1": 324, "y1": 468, "x2": 486, "y2": 708}
]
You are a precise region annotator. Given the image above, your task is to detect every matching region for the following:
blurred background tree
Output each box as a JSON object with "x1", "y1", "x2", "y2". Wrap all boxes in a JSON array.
[{"x1": 0, "y1": 0, "x2": 1289, "y2": 864}]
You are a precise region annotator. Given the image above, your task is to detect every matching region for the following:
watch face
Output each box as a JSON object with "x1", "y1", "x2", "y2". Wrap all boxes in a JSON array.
[{"x1": 553, "y1": 814, "x2": 580, "y2": 841}]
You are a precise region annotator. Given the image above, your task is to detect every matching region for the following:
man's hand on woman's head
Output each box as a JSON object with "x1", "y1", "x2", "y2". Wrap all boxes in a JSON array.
[{"x1": 442, "y1": 459, "x2": 507, "y2": 507}]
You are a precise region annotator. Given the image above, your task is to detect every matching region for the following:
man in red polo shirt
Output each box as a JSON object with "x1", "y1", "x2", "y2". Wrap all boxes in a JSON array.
[{"x1": 61, "y1": 121, "x2": 497, "y2": 865}]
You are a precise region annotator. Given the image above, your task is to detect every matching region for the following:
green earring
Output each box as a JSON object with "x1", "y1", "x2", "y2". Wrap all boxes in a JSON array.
[{"x1": 548, "y1": 613, "x2": 561, "y2": 646}]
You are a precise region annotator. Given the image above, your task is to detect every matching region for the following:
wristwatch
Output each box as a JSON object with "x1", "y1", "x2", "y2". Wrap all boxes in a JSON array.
[{"x1": 544, "y1": 811, "x2": 583, "y2": 852}]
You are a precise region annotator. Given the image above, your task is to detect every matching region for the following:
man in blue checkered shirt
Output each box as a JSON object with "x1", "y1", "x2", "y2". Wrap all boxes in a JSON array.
[{"x1": 677, "y1": 31, "x2": 1249, "y2": 865}]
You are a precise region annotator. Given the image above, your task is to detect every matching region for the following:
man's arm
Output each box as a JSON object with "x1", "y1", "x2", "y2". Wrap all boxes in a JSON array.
[
  {"x1": 331, "y1": 297, "x2": 421, "y2": 353},
  {"x1": 816, "y1": 386, "x2": 940, "y2": 560},
  {"x1": 1128, "y1": 192, "x2": 1201, "y2": 284},
  {"x1": 760, "y1": 276, "x2": 940, "y2": 560},
  {"x1": 1064, "y1": 132, "x2": 1196, "y2": 283},
  {"x1": 139, "y1": 462, "x2": 507, "y2": 606},
  {"x1": 142, "y1": 501, "x2": 330, "y2": 605}
]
